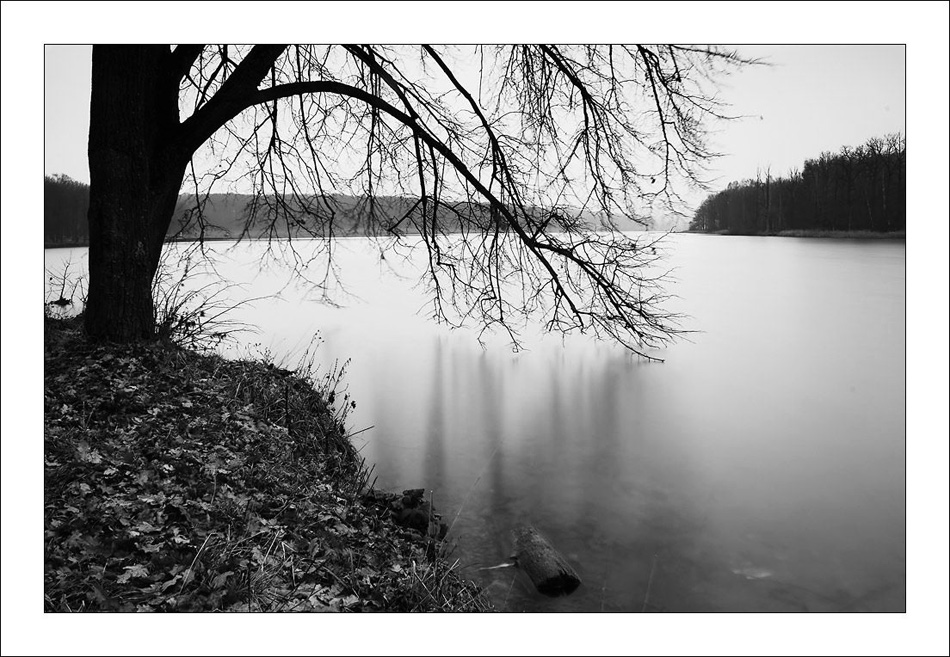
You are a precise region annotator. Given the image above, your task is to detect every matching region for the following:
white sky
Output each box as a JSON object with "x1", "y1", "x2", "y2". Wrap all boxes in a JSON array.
[
  {"x1": 42, "y1": 43, "x2": 907, "y2": 218},
  {"x1": 4, "y1": 2, "x2": 950, "y2": 656}
]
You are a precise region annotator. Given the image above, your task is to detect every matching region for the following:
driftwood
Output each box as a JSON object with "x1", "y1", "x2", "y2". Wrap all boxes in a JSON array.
[{"x1": 512, "y1": 525, "x2": 581, "y2": 596}]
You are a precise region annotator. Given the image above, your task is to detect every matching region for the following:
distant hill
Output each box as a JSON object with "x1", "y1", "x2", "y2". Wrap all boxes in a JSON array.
[
  {"x1": 46, "y1": 179, "x2": 647, "y2": 247},
  {"x1": 169, "y1": 193, "x2": 647, "y2": 240},
  {"x1": 169, "y1": 193, "x2": 468, "y2": 240}
]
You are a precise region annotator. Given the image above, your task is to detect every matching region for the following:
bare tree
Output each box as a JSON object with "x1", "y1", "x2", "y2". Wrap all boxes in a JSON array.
[{"x1": 84, "y1": 44, "x2": 750, "y2": 359}]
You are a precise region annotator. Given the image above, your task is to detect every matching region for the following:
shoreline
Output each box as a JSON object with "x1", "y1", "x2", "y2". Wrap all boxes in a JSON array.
[
  {"x1": 682, "y1": 229, "x2": 905, "y2": 239},
  {"x1": 47, "y1": 227, "x2": 907, "y2": 250}
]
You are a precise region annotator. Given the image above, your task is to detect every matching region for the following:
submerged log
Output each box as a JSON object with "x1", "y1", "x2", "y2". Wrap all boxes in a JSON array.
[{"x1": 512, "y1": 525, "x2": 581, "y2": 596}]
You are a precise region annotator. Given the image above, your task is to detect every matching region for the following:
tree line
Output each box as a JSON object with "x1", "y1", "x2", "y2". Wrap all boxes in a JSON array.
[
  {"x1": 46, "y1": 185, "x2": 636, "y2": 246},
  {"x1": 45, "y1": 181, "x2": 465, "y2": 245},
  {"x1": 45, "y1": 174, "x2": 91, "y2": 246},
  {"x1": 688, "y1": 134, "x2": 905, "y2": 235}
]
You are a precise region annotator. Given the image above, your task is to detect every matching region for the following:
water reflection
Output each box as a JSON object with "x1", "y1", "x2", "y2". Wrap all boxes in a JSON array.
[{"x1": 425, "y1": 340, "x2": 447, "y2": 498}]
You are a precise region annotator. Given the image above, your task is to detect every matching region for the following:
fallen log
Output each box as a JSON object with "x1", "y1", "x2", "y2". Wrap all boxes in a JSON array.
[{"x1": 512, "y1": 525, "x2": 581, "y2": 596}]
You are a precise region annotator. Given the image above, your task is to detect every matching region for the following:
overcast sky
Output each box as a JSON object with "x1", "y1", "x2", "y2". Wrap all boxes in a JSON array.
[{"x1": 44, "y1": 43, "x2": 906, "y2": 219}]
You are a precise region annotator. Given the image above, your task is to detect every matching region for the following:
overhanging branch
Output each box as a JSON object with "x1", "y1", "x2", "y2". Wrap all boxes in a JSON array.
[{"x1": 170, "y1": 44, "x2": 206, "y2": 84}]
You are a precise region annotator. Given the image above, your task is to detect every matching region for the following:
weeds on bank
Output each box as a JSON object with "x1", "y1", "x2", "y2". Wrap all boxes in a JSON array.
[
  {"x1": 45, "y1": 257, "x2": 86, "y2": 319},
  {"x1": 45, "y1": 247, "x2": 259, "y2": 351},
  {"x1": 151, "y1": 248, "x2": 260, "y2": 352}
]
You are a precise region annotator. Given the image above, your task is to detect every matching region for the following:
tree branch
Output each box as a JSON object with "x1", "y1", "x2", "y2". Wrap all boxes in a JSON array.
[
  {"x1": 170, "y1": 44, "x2": 206, "y2": 84},
  {"x1": 178, "y1": 45, "x2": 288, "y2": 154}
]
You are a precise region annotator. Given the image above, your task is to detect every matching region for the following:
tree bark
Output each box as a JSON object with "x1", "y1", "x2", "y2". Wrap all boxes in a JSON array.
[
  {"x1": 512, "y1": 525, "x2": 581, "y2": 596},
  {"x1": 84, "y1": 46, "x2": 187, "y2": 342}
]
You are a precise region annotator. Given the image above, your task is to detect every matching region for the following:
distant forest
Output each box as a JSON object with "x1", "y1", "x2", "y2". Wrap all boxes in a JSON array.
[
  {"x1": 688, "y1": 134, "x2": 905, "y2": 235},
  {"x1": 45, "y1": 175, "x2": 90, "y2": 245},
  {"x1": 44, "y1": 178, "x2": 435, "y2": 246},
  {"x1": 44, "y1": 179, "x2": 640, "y2": 247},
  {"x1": 44, "y1": 180, "x2": 479, "y2": 247}
]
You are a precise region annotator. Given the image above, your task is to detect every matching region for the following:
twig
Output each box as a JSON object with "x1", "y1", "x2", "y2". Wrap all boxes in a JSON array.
[
  {"x1": 345, "y1": 425, "x2": 375, "y2": 439},
  {"x1": 447, "y1": 443, "x2": 500, "y2": 536},
  {"x1": 177, "y1": 531, "x2": 215, "y2": 606},
  {"x1": 476, "y1": 562, "x2": 515, "y2": 572},
  {"x1": 504, "y1": 574, "x2": 516, "y2": 608},
  {"x1": 641, "y1": 553, "x2": 658, "y2": 612}
]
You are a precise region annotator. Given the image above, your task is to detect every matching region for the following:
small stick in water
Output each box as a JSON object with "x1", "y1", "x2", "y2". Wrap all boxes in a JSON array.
[
  {"x1": 476, "y1": 561, "x2": 516, "y2": 571},
  {"x1": 641, "y1": 553, "x2": 658, "y2": 612}
]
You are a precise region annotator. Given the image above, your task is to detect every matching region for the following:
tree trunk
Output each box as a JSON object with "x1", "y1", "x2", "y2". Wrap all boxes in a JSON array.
[
  {"x1": 512, "y1": 525, "x2": 581, "y2": 596},
  {"x1": 84, "y1": 46, "x2": 187, "y2": 342}
]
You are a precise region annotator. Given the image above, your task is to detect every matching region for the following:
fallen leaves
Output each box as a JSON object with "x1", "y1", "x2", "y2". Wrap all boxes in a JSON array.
[{"x1": 116, "y1": 564, "x2": 150, "y2": 584}]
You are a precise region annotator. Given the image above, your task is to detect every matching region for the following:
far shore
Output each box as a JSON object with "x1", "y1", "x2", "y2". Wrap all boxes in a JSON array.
[
  {"x1": 46, "y1": 236, "x2": 274, "y2": 249},
  {"x1": 46, "y1": 228, "x2": 907, "y2": 250},
  {"x1": 683, "y1": 229, "x2": 905, "y2": 239}
]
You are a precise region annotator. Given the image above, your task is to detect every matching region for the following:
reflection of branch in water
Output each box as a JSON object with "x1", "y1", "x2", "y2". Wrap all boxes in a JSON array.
[{"x1": 505, "y1": 574, "x2": 516, "y2": 609}]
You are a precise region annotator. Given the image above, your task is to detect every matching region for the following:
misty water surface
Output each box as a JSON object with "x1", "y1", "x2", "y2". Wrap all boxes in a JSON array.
[{"x1": 46, "y1": 233, "x2": 905, "y2": 611}]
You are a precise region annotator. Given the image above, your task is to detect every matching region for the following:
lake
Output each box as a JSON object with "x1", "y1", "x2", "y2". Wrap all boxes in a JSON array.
[{"x1": 45, "y1": 232, "x2": 906, "y2": 612}]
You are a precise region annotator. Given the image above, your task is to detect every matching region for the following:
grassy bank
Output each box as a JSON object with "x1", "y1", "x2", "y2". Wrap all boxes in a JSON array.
[{"x1": 43, "y1": 315, "x2": 490, "y2": 612}]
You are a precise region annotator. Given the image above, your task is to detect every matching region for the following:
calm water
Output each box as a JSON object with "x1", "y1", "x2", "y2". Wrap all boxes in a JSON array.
[{"x1": 45, "y1": 233, "x2": 906, "y2": 612}]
